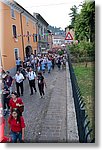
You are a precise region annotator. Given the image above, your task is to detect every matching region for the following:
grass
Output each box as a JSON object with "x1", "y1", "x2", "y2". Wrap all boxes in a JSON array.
[{"x1": 72, "y1": 62, "x2": 95, "y2": 140}]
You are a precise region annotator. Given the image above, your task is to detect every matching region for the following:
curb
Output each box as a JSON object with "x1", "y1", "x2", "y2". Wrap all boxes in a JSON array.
[{"x1": 66, "y1": 62, "x2": 79, "y2": 142}]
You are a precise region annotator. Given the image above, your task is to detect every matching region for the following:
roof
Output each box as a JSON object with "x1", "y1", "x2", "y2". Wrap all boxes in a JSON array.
[
  {"x1": 14, "y1": 1, "x2": 38, "y2": 22},
  {"x1": 34, "y1": 13, "x2": 49, "y2": 26},
  {"x1": 47, "y1": 29, "x2": 51, "y2": 33}
]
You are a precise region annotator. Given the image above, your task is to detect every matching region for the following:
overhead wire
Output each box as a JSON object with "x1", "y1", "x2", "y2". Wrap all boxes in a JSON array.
[
  {"x1": 25, "y1": 2, "x2": 70, "y2": 8},
  {"x1": 0, "y1": 2, "x2": 70, "y2": 11}
]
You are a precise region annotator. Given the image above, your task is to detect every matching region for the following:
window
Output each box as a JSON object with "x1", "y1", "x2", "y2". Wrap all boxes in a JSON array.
[
  {"x1": 41, "y1": 26, "x2": 43, "y2": 35},
  {"x1": 27, "y1": 31, "x2": 30, "y2": 42},
  {"x1": 12, "y1": 25, "x2": 17, "y2": 38},
  {"x1": 39, "y1": 34, "x2": 41, "y2": 41},
  {"x1": 26, "y1": 17, "x2": 29, "y2": 26},
  {"x1": 33, "y1": 34, "x2": 37, "y2": 42},
  {"x1": 11, "y1": 8, "x2": 15, "y2": 19},
  {"x1": 33, "y1": 23, "x2": 35, "y2": 29}
]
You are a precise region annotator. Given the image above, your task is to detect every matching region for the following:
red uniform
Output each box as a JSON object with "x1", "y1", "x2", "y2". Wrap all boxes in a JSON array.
[
  {"x1": 9, "y1": 98, "x2": 23, "y2": 110},
  {"x1": 8, "y1": 116, "x2": 25, "y2": 132}
]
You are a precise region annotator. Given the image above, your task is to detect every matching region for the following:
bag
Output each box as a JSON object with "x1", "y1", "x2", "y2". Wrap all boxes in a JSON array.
[{"x1": 18, "y1": 105, "x2": 24, "y2": 113}]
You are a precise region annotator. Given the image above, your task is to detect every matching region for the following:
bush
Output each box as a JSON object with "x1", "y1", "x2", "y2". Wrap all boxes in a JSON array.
[
  {"x1": 78, "y1": 57, "x2": 95, "y2": 62},
  {"x1": 67, "y1": 41, "x2": 95, "y2": 59}
]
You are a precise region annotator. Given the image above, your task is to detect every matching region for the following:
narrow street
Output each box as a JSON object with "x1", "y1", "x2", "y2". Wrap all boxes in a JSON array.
[
  {"x1": 4, "y1": 63, "x2": 79, "y2": 143},
  {"x1": 0, "y1": 0, "x2": 95, "y2": 145}
]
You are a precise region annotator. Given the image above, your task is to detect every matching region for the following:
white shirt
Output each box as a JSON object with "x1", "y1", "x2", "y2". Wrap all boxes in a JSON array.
[
  {"x1": 15, "y1": 73, "x2": 24, "y2": 83},
  {"x1": 27, "y1": 71, "x2": 36, "y2": 80}
]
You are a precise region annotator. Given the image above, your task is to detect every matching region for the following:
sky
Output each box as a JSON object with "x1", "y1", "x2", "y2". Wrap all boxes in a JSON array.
[{"x1": 15, "y1": 0, "x2": 84, "y2": 30}]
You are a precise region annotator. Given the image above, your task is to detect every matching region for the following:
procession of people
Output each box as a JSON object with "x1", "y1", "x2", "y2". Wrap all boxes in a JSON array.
[{"x1": 1, "y1": 52, "x2": 67, "y2": 142}]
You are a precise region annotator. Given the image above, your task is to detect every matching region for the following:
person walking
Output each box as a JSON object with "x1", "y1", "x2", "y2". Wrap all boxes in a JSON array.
[
  {"x1": 51, "y1": 57, "x2": 55, "y2": 70},
  {"x1": 37, "y1": 61, "x2": 41, "y2": 72},
  {"x1": 4, "y1": 71, "x2": 14, "y2": 94},
  {"x1": 9, "y1": 91, "x2": 24, "y2": 116},
  {"x1": 27, "y1": 67, "x2": 37, "y2": 95},
  {"x1": 14, "y1": 71, "x2": 24, "y2": 96},
  {"x1": 41, "y1": 60, "x2": 45, "y2": 73},
  {"x1": 19, "y1": 66, "x2": 27, "y2": 80},
  {"x1": 37, "y1": 72, "x2": 47, "y2": 98},
  {"x1": 8, "y1": 108, "x2": 25, "y2": 143},
  {"x1": 47, "y1": 58, "x2": 52, "y2": 73},
  {"x1": 16, "y1": 57, "x2": 21, "y2": 71},
  {"x1": 57, "y1": 58, "x2": 61, "y2": 70},
  {"x1": 2, "y1": 82, "x2": 10, "y2": 116}
]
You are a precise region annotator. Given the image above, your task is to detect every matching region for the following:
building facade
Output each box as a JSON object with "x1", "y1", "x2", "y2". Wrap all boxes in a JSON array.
[
  {"x1": 0, "y1": 0, "x2": 38, "y2": 73},
  {"x1": 52, "y1": 35, "x2": 65, "y2": 47},
  {"x1": 47, "y1": 29, "x2": 52, "y2": 51},
  {"x1": 33, "y1": 13, "x2": 49, "y2": 53}
]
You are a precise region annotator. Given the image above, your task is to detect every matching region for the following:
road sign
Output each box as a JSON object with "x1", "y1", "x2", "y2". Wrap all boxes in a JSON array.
[{"x1": 65, "y1": 32, "x2": 73, "y2": 40}]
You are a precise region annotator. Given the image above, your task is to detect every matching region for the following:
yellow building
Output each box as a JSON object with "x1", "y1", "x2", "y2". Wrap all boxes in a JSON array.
[{"x1": 0, "y1": 0, "x2": 38, "y2": 74}]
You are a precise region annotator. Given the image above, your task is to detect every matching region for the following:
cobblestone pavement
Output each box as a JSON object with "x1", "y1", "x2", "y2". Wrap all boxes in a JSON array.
[{"x1": 4, "y1": 64, "x2": 79, "y2": 143}]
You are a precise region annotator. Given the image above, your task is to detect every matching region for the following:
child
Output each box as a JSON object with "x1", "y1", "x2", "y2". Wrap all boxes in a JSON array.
[{"x1": 8, "y1": 108, "x2": 25, "y2": 143}]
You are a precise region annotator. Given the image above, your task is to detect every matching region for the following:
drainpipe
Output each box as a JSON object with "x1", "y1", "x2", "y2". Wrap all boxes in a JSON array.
[
  {"x1": 36, "y1": 21, "x2": 38, "y2": 54},
  {"x1": 0, "y1": 50, "x2": 2, "y2": 68},
  {"x1": 20, "y1": 11, "x2": 25, "y2": 60}
]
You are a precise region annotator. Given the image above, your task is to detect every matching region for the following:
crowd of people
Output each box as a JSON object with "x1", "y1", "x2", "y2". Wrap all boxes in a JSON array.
[{"x1": 1, "y1": 52, "x2": 67, "y2": 142}]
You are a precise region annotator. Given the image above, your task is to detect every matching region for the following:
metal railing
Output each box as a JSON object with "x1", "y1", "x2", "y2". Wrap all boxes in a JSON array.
[{"x1": 67, "y1": 53, "x2": 95, "y2": 143}]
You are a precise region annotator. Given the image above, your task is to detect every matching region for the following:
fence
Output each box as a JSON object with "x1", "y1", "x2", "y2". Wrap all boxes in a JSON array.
[{"x1": 67, "y1": 53, "x2": 95, "y2": 143}]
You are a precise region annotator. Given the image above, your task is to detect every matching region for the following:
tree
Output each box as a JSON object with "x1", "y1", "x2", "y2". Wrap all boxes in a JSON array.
[
  {"x1": 68, "y1": 5, "x2": 78, "y2": 28},
  {"x1": 74, "y1": 1, "x2": 95, "y2": 42},
  {"x1": 68, "y1": 41, "x2": 94, "y2": 66},
  {"x1": 67, "y1": 1, "x2": 95, "y2": 64},
  {"x1": 78, "y1": 41, "x2": 89, "y2": 67}
]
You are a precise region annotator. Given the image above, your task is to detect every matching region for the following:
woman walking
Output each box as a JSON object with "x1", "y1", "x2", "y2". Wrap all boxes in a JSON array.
[
  {"x1": 4, "y1": 71, "x2": 14, "y2": 94},
  {"x1": 37, "y1": 72, "x2": 47, "y2": 98},
  {"x1": 9, "y1": 91, "x2": 24, "y2": 116},
  {"x1": 8, "y1": 108, "x2": 25, "y2": 143}
]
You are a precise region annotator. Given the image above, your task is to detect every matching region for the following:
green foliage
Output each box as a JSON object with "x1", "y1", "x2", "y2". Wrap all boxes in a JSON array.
[
  {"x1": 68, "y1": 1, "x2": 95, "y2": 43},
  {"x1": 68, "y1": 43, "x2": 79, "y2": 56},
  {"x1": 69, "y1": 5, "x2": 78, "y2": 28},
  {"x1": 74, "y1": 1, "x2": 95, "y2": 42},
  {"x1": 78, "y1": 41, "x2": 92, "y2": 55},
  {"x1": 67, "y1": 41, "x2": 95, "y2": 63},
  {"x1": 67, "y1": 25, "x2": 73, "y2": 30}
]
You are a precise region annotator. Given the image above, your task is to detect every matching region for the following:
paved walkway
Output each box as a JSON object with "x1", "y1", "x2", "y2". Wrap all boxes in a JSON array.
[{"x1": 4, "y1": 63, "x2": 79, "y2": 143}]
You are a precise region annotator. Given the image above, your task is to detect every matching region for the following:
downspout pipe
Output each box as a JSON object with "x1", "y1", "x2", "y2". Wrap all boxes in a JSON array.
[
  {"x1": 20, "y1": 11, "x2": 25, "y2": 60},
  {"x1": 36, "y1": 21, "x2": 38, "y2": 54}
]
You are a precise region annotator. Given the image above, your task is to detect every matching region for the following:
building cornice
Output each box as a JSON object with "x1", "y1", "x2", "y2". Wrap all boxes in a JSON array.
[{"x1": 34, "y1": 13, "x2": 49, "y2": 27}]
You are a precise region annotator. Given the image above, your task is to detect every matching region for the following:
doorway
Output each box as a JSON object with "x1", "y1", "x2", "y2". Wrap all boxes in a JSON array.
[{"x1": 25, "y1": 46, "x2": 32, "y2": 58}]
